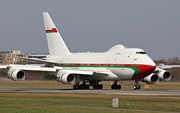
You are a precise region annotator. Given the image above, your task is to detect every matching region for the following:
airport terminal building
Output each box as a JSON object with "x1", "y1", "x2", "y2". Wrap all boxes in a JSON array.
[{"x1": 0, "y1": 50, "x2": 47, "y2": 65}]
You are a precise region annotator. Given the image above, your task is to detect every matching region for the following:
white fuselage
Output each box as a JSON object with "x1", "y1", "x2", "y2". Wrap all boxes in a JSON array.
[{"x1": 47, "y1": 47, "x2": 156, "y2": 81}]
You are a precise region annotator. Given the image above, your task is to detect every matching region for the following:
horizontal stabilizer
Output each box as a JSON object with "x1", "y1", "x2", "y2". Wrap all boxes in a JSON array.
[{"x1": 17, "y1": 57, "x2": 58, "y2": 64}]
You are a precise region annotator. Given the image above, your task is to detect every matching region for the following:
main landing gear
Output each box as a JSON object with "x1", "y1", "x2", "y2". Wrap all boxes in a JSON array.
[
  {"x1": 111, "y1": 81, "x2": 121, "y2": 90},
  {"x1": 73, "y1": 84, "x2": 89, "y2": 89},
  {"x1": 73, "y1": 80, "x2": 103, "y2": 90},
  {"x1": 72, "y1": 80, "x2": 141, "y2": 90},
  {"x1": 92, "y1": 81, "x2": 103, "y2": 89},
  {"x1": 133, "y1": 80, "x2": 141, "y2": 90},
  {"x1": 73, "y1": 80, "x2": 90, "y2": 89}
]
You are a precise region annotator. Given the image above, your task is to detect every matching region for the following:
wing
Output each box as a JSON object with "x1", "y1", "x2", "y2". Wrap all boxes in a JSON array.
[
  {"x1": 155, "y1": 64, "x2": 180, "y2": 70},
  {"x1": 0, "y1": 64, "x2": 109, "y2": 83},
  {"x1": 155, "y1": 65, "x2": 172, "y2": 70}
]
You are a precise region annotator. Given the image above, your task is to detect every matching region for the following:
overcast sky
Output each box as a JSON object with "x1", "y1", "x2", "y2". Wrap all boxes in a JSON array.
[{"x1": 0, "y1": 1, "x2": 180, "y2": 60}]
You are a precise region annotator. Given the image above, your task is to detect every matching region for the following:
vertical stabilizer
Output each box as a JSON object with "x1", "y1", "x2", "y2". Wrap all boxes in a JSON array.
[{"x1": 43, "y1": 12, "x2": 70, "y2": 56}]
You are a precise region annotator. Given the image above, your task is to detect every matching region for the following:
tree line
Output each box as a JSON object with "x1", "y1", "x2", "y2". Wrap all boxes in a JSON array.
[{"x1": 154, "y1": 56, "x2": 180, "y2": 65}]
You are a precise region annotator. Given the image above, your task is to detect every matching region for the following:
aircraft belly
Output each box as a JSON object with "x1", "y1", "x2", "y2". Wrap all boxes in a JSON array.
[
  {"x1": 110, "y1": 68, "x2": 134, "y2": 80},
  {"x1": 84, "y1": 75, "x2": 119, "y2": 81}
]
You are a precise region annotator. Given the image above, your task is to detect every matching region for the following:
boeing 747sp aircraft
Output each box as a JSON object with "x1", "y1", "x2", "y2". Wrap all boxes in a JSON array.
[{"x1": 0, "y1": 12, "x2": 172, "y2": 90}]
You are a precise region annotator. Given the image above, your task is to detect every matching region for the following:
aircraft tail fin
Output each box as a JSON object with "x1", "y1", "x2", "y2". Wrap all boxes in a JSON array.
[{"x1": 42, "y1": 12, "x2": 70, "y2": 56}]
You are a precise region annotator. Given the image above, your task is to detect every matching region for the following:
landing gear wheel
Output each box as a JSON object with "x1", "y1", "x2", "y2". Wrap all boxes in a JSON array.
[
  {"x1": 99, "y1": 84, "x2": 103, "y2": 89},
  {"x1": 133, "y1": 85, "x2": 141, "y2": 90},
  {"x1": 93, "y1": 85, "x2": 96, "y2": 89},
  {"x1": 111, "y1": 84, "x2": 121, "y2": 90},
  {"x1": 73, "y1": 84, "x2": 90, "y2": 89},
  {"x1": 133, "y1": 80, "x2": 141, "y2": 90},
  {"x1": 73, "y1": 85, "x2": 77, "y2": 89},
  {"x1": 133, "y1": 85, "x2": 137, "y2": 90},
  {"x1": 111, "y1": 85, "x2": 114, "y2": 89},
  {"x1": 111, "y1": 81, "x2": 121, "y2": 90},
  {"x1": 85, "y1": 85, "x2": 90, "y2": 89},
  {"x1": 137, "y1": 85, "x2": 141, "y2": 90},
  {"x1": 117, "y1": 84, "x2": 121, "y2": 90},
  {"x1": 92, "y1": 81, "x2": 103, "y2": 90},
  {"x1": 93, "y1": 84, "x2": 103, "y2": 89}
]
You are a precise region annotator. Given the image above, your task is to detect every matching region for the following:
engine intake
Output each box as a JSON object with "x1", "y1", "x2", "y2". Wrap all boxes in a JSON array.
[
  {"x1": 7, "y1": 68, "x2": 25, "y2": 81},
  {"x1": 142, "y1": 74, "x2": 159, "y2": 84},
  {"x1": 158, "y1": 69, "x2": 171, "y2": 81},
  {"x1": 56, "y1": 70, "x2": 76, "y2": 84}
]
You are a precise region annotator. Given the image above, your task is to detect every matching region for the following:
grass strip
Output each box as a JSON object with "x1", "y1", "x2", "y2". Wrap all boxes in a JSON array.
[{"x1": 0, "y1": 92, "x2": 180, "y2": 113}]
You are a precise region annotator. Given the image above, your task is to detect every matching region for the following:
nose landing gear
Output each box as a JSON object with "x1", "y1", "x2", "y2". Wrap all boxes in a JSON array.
[{"x1": 133, "y1": 80, "x2": 141, "y2": 90}]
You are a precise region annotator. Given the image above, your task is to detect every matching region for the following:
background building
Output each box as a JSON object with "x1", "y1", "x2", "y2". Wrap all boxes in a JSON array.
[
  {"x1": 1, "y1": 50, "x2": 28, "y2": 65},
  {"x1": 0, "y1": 50, "x2": 48, "y2": 65},
  {"x1": 0, "y1": 51, "x2": 9, "y2": 64},
  {"x1": 0, "y1": 51, "x2": 48, "y2": 80}
]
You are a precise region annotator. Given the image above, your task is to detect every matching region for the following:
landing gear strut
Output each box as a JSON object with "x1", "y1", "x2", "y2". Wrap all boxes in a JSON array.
[
  {"x1": 111, "y1": 81, "x2": 121, "y2": 90},
  {"x1": 88, "y1": 80, "x2": 103, "y2": 89},
  {"x1": 73, "y1": 80, "x2": 90, "y2": 89},
  {"x1": 133, "y1": 80, "x2": 141, "y2": 90},
  {"x1": 93, "y1": 81, "x2": 103, "y2": 89}
]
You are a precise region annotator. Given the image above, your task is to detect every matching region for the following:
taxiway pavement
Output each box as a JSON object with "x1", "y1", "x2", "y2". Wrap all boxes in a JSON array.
[{"x1": 0, "y1": 87, "x2": 180, "y2": 96}]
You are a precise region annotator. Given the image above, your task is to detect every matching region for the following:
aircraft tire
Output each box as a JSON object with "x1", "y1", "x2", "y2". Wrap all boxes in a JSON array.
[
  {"x1": 137, "y1": 85, "x2": 141, "y2": 90},
  {"x1": 133, "y1": 85, "x2": 137, "y2": 90},
  {"x1": 99, "y1": 84, "x2": 103, "y2": 89},
  {"x1": 111, "y1": 85, "x2": 114, "y2": 89},
  {"x1": 133, "y1": 85, "x2": 141, "y2": 90},
  {"x1": 85, "y1": 85, "x2": 89, "y2": 89},
  {"x1": 117, "y1": 84, "x2": 121, "y2": 90},
  {"x1": 93, "y1": 85, "x2": 96, "y2": 89}
]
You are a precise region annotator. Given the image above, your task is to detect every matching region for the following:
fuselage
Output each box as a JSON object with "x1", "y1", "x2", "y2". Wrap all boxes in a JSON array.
[{"x1": 46, "y1": 46, "x2": 156, "y2": 81}]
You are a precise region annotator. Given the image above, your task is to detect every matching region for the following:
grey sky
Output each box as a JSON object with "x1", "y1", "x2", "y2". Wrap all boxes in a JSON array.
[{"x1": 0, "y1": 1, "x2": 180, "y2": 60}]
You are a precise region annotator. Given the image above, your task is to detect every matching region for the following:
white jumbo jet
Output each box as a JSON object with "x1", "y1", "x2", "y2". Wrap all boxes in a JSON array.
[{"x1": 0, "y1": 12, "x2": 172, "y2": 90}]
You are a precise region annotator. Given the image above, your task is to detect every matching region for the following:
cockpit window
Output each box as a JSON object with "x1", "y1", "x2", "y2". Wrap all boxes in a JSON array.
[{"x1": 136, "y1": 51, "x2": 146, "y2": 54}]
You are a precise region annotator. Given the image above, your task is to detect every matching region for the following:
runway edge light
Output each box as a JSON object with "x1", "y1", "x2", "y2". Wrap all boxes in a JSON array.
[{"x1": 144, "y1": 85, "x2": 149, "y2": 89}]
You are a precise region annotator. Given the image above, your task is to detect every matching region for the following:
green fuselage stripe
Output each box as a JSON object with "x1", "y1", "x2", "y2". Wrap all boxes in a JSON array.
[{"x1": 59, "y1": 65, "x2": 140, "y2": 79}]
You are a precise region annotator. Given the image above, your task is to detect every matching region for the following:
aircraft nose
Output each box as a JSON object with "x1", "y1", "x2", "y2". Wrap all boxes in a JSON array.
[
  {"x1": 150, "y1": 60, "x2": 156, "y2": 67},
  {"x1": 148, "y1": 63, "x2": 156, "y2": 72},
  {"x1": 133, "y1": 55, "x2": 156, "y2": 79},
  {"x1": 145, "y1": 55, "x2": 156, "y2": 66},
  {"x1": 146, "y1": 58, "x2": 156, "y2": 74},
  {"x1": 147, "y1": 56, "x2": 156, "y2": 66},
  {"x1": 133, "y1": 63, "x2": 156, "y2": 80}
]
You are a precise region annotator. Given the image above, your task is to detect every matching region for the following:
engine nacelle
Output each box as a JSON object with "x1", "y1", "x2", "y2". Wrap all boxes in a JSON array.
[
  {"x1": 142, "y1": 74, "x2": 159, "y2": 84},
  {"x1": 158, "y1": 69, "x2": 171, "y2": 81},
  {"x1": 56, "y1": 70, "x2": 76, "y2": 84},
  {"x1": 7, "y1": 68, "x2": 25, "y2": 81}
]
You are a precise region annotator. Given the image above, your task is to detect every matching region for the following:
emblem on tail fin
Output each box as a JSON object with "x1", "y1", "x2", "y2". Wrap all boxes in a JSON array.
[{"x1": 46, "y1": 28, "x2": 58, "y2": 33}]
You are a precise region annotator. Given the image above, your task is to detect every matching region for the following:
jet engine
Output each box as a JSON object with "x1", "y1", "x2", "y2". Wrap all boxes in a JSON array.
[
  {"x1": 142, "y1": 73, "x2": 159, "y2": 84},
  {"x1": 7, "y1": 67, "x2": 25, "y2": 81},
  {"x1": 56, "y1": 70, "x2": 77, "y2": 84},
  {"x1": 157, "y1": 69, "x2": 171, "y2": 81}
]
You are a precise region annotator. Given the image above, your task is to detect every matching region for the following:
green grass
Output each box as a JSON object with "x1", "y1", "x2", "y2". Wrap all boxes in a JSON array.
[
  {"x1": 1, "y1": 79, "x2": 180, "y2": 113},
  {"x1": 0, "y1": 93, "x2": 180, "y2": 113}
]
